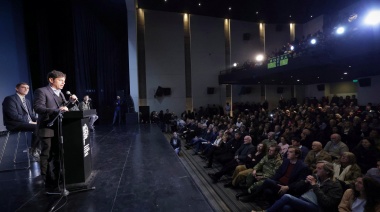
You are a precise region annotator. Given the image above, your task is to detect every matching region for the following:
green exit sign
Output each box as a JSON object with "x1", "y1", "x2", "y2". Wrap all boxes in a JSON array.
[{"x1": 353, "y1": 79, "x2": 358, "y2": 83}]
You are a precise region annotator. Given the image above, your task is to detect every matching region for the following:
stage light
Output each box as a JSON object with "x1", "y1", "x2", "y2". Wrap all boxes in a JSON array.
[
  {"x1": 336, "y1": 27, "x2": 345, "y2": 34},
  {"x1": 233, "y1": 63, "x2": 238, "y2": 67},
  {"x1": 228, "y1": 7, "x2": 232, "y2": 11},
  {"x1": 310, "y1": 38, "x2": 317, "y2": 45},
  {"x1": 364, "y1": 10, "x2": 380, "y2": 26},
  {"x1": 290, "y1": 45, "x2": 294, "y2": 51},
  {"x1": 255, "y1": 54, "x2": 264, "y2": 62}
]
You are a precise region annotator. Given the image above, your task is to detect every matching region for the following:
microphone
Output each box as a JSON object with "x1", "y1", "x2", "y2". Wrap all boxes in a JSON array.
[{"x1": 65, "y1": 91, "x2": 78, "y2": 103}]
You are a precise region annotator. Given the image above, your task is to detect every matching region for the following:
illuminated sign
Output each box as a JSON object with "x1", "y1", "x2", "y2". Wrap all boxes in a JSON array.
[{"x1": 267, "y1": 54, "x2": 290, "y2": 69}]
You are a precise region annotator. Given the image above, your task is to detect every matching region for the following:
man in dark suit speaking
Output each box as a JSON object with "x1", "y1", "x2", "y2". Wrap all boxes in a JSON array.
[
  {"x1": 33, "y1": 70, "x2": 77, "y2": 188},
  {"x1": 2, "y1": 82, "x2": 41, "y2": 157}
]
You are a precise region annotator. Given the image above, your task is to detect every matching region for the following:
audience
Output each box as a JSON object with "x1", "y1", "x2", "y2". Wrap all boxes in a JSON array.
[{"x1": 304, "y1": 141, "x2": 332, "y2": 171}]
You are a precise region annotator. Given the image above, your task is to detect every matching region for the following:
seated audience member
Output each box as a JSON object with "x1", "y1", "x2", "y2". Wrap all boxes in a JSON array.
[
  {"x1": 338, "y1": 176, "x2": 380, "y2": 212},
  {"x1": 78, "y1": 95, "x2": 98, "y2": 131},
  {"x1": 261, "y1": 132, "x2": 277, "y2": 148},
  {"x1": 227, "y1": 143, "x2": 267, "y2": 188},
  {"x1": 288, "y1": 137, "x2": 309, "y2": 161},
  {"x1": 236, "y1": 144, "x2": 282, "y2": 199},
  {"x1": 352, "y1": 137, "x2": 380, "y2": 174},
  {"x1": 204, "y1": 132, "x2": 242, "y2": 168},
  {"x1": 201, "y1": 129, "x2": 224, "y2": 156},
  {"x1": 278, "y1": 136, "x2": 289, "y2": 157},
  {"x1": 304, "y1": 141, "x2": 332, "y2": 171},
  {"x1": 203, "y1": 133, "x2": 229, "y2": 168},
  {"x1": 333, "y1": 152, "x2": 362, "y2": 188},
  {"x1": 365, "y1": 159, "x2": 380, "y2": 183},
  {"x1": 2, "y1": 82, "x2": 41, "y2": 157},
  {"x1": 169, "y1": 132, "x2": 181, "y2": 156},
  {"x1": 239, "y1": 146, "x2": 310, "y2": 204},
  {"x1": 255, "y1": 161, "x2": 342, "y2": 212},
  {"x1": 208, "y1": 136, "x2": 254, "y2": 183},
  {"x1": 324, "y1": 133, "x2": 349, "y2": 160}
]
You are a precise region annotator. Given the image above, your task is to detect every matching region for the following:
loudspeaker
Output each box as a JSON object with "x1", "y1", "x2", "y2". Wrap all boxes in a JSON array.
[
  {"x1": 243, "y1": 33, "x2": 251, "y2": 40},
  {"x1": 155, "y1": 86, "x2": 163, "y2": 97},
  {"x1": 277, "y1": 87, "x2": 284, "y2": 94},
  {"x1": 207, "y1": 87, "x2": 215, "y2": 94},
  {"x1": 359, "y1": 78, "x2": 371, "y2": 87},
  {"x1": 139, "y1": 106, "x2": 150, "y2": 123},
  {"x1": 317, "y1": 84, "x2": 325, "y2": 91},
  {"x1": 163, "y1": 88, "x2": 171, "y2": 96}
]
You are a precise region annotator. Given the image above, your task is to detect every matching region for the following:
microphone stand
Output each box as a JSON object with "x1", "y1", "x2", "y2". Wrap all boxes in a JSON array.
[{"x1": 46, "y1": 108, "x2": 95, "y2": 212}]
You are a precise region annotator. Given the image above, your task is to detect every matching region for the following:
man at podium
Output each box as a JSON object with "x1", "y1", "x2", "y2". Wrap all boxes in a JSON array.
[
  {"x1": 79, "y1": 95, "x2": 98, "y2": 131},
  {"x1": 33, "y1": 70, "x2": 78, "y2": 188}
]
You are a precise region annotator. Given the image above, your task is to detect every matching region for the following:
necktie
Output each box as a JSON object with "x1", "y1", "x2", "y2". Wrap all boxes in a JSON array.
[{"x1": 22, "y1": 97, "x2": 32, "y2": 122}]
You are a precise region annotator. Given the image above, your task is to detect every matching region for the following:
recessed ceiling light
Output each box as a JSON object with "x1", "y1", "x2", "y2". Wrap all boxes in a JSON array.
[
  {"x1": 228, "y1": 7, "x2": 232, "y2": 11},
  {"x1": 256, "y1": 11, "x2": 259, "y2": 15},
  {"x1": 291, "y1": 76, "x2": 293, "y2": 78},
  {"x1": 341, "y1": 78, "x2": 344, "y2": 80},
  {"x1": 317, "y1": 77, "x2": 319, "y2": 78},
  {"x1": 310, "y1": 15, "x2": 313, "y2": 18},
  {"x1": 198, "y1": 3, "x2": 201, "y2": 6},
  {"x1": 289, "y1": 15, "x2": 292, "y2": 18},
  {"x1": 348, "y1": 65, "x2": 351, "y2": 68},
  {"x1": 297, "y1": 79, "x2": 300, "y2": 82},
  {"x1": 344, "y1": 72, "x2": 348, "y2": 75}
]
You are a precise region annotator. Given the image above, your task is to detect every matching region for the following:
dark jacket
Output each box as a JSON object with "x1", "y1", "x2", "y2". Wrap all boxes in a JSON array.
[
  {"x1": 235, "y1": 143, "x2": 254, "y2": 161},
  {"x1": 2, "y1": 94, "x2": 36, "y2": 130},
  {"x1": 272, "y1": 158, "x2": 311, "y2": 194},
  {"x1": 294, "y1": 178, "x2": 343, "y2": 212}
]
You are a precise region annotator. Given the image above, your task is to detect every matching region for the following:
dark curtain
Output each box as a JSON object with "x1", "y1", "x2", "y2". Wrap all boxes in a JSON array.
[{"x1": 23, "y1": 0, "x2": 130, "y2": 124}]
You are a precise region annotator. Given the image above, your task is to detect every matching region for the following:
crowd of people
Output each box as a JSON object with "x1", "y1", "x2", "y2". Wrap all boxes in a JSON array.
[{"x1": 164, "y1": 97, "x2": 380, "y2": 211}]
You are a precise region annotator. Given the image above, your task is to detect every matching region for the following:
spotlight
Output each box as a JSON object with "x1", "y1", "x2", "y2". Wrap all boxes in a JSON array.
[
  {"x1": 310, "y1": 38, "x2": 317, "y2": 45},
  {"x1": 290, "y1": 45, "x2": 294, "y2": 51},
  {"x1": 336, "y1": 27, "x2": 345, "y2": 35},
  {"x1": 233, "y1": 63, "x2": 238, "y2": 67},
  {"x1": 364, "y1": 10, "x2": 380, "y2": 26},
  {"x1": 255, "y1": 54, "x2": 264, "y2": 62}
]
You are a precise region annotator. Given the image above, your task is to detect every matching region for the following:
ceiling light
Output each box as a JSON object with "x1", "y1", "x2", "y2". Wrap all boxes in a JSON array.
[
  {"x1": 341, "y1": 78, "x2": 344, "y2": 80},
  {"x1": 198, "y1": 3, "x2": 201, "y2": 6},
  {"x1": 364, "y1": 10, "x2": 380, "y2": 26},
  {"x1": 255, "y1": 54, "x2": 264, "y2": 62},
  {"x1": 233, "y1": 63, "x2": 238, "y2": 67},
  {"x1": 310, "y1": 15, "x2": 313, "y2": 18},
  {"x1": 289, "y1": 15, "x2": 292, "y2": 18},
  {"x1": 290, "y1": 45, "x2": 294, "y2": 51},
  {"x1": 297, "y1": 79, "x2": 300, "y2": 82},
  {"x1": 336, "y1": 27, "x2": 345, "y2": 34},
  {"x1": 344, "y1": 72, "x2": 348, "y2": 75},
  {"x1": 228, "y1": 7, "x2": 232, "y2": 11},
  {"x1": 317, "y1": 77, "x2": 319, "y2": 79},
  {"x1": 256, "y1": 11, "x2": 259, "y2": 15},
  {"x1": 310, "y1": 38, "x2": 317, "y2": 45},
  {"x1": 349, "y1": 65, "x2": 351, "y2": 68}
]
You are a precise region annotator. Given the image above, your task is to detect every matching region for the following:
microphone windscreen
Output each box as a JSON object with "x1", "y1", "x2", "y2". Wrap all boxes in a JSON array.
[{"x1": 66, "y1": 91, "x2": 71, "y2": 95}]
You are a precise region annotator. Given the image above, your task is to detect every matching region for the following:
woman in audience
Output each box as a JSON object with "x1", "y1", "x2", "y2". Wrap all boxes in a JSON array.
[
  {"x1": 278, "y1": 136, "x2": 289, "y2": 157},
  {"x1": 339, "y1": 176, "x2": 380, "y2": 212},
  {"x1": 352, "y1": 138, "x2": 380, "y2": 174},
  {"x1": 333, "y1": 152, "x2": 362, "y2": 188}
]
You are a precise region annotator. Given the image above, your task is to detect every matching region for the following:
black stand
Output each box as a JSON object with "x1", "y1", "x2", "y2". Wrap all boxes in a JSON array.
[{"x1": 46, "y1": 111, "x2": 95, "y2": 212}]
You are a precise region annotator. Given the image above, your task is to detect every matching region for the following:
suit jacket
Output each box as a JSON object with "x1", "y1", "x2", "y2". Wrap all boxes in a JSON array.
[
  {"x1": 271, "y1": 158, "x2": 311, "y2": 194},
  {"x1": 2, "y1": 94, "x2": 36, "y2": 131},
  {"x1": 33, "y1": 86, "x2": 74, "y2": 137}
]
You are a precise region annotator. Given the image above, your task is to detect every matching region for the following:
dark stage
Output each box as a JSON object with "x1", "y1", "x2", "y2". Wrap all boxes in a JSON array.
[{"x1": 0, "y1": 124, "x2": 213, "y2": 212}]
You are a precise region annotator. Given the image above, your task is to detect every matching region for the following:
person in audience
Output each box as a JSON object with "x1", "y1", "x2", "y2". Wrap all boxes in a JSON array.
[
  {"x1": 208, "y1": 135, "x2": 254, "y2": 183},
  {"x1": 254, "y1": 161, "x2": 342, "y2": 212},
  {"x1": 339, "y1": 176, "x2": 380, "y2": 212},
  {"x1": 169, "y1": 132, "x2": 181, "y2": 156},
  {"x1": 239, "y1": 146, "x2": 310, "y2": 205},
  {"x1": 278, "y1": 136, "x2": 289, "y2": 157},
  {"x1": 365, "y1": 159, "x2": 380, "y2": 183},
  {"x1": 261, "y1": 132, "x2": 277, "y2": 148},
  {"x1": 288, "y1": 137, "x2": 309, "y2": 161},
  {"x1": 324, "y1": 133, "x2": 349, "y2": 160},
  {"x1": 228, "y1": 143, "x2": 267, "y2": 188},
  {"x1": 333, "y1": 152, "x2": 362, "y2": 188},
  {"x1": 78, "y1": 95, "x2": 98, "y2": 131},
  {"x1": 204, "y1": 131, "x2": 242, "y2": 168},
  {"x1": 236, "y1": 144, "x2": 282, "y2": 199},
  {"x1": 2, "y1": 82, "x2": 41, "y2": 158},
  {"x1": 352, "y1": 137, "x2": 380, "y2": 174},
  {"x1": 304, "y1": 141, "x2": 332, "y2": 171}
]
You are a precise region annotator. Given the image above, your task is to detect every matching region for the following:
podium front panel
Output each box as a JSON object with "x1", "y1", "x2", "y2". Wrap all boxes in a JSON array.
[{"x1": 62, "y1": 117, "x2": 92, "y2": 184}]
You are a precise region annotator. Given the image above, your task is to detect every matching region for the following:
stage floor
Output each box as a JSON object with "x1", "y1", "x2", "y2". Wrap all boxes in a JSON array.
[{"x1": 0, "y1": 124, "x2": 213, "y2": 212}]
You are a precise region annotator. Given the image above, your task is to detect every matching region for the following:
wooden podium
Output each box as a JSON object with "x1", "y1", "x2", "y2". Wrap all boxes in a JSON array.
[{"x1": 62, "y1": 109, "x2": 96, "y2": 184}]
